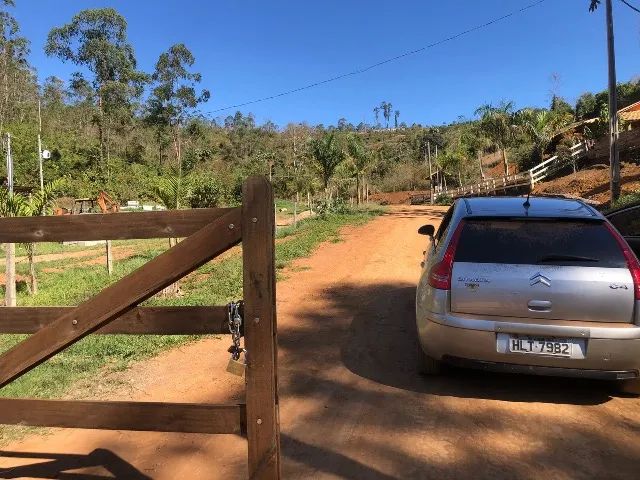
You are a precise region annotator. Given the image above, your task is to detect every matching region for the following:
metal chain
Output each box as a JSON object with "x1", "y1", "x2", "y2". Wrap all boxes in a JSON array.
[{"x1": 227, "y1": 301, "x2": 244, "y2": 360}]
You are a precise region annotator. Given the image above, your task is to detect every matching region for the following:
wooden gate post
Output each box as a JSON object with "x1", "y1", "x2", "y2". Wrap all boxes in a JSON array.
[{"x1": 242, "y1": 176, "x2": 281, "y2": 479}]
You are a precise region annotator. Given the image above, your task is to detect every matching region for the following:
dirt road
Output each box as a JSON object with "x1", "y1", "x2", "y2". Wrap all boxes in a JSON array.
[{"x1": 2, "y1": 205, "x2": 640, "y2": 479}]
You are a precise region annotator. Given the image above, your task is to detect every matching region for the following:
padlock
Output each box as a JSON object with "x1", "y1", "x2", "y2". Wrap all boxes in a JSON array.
[{"x1": 226, "y1": 356, "x2": 246, "y2": 376}]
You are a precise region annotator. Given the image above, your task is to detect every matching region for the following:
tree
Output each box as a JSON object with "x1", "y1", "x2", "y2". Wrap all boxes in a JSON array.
[
  {"x1": 575, "y1": 92, "x2": 600, "y2": 120},
  {"x1": 19, "y1": 180, "x2": 64, "y2": 294},
  {"x1": 475, "y1": 101, "x2": 516, "y2": 176},
  {"x1": 0, "y1": 179, "x2": 63, "y2": 296},
  {"x1": 347, "y1": 134, "x2": 371, "y2": 204},
  {"x1": 0, "y1": 0, "x2": 31, "y2": 135},
  {"x1": 381, "y1": 101, "x2": 392, "y2": 128},
  {"x1": 308, "y1": 132, "x2": 345, "y2": 199},
  {"x1": 153, "y1": 173, "x2": 191, "y2": 295},
  {"x1": 373, "y1": 106, "x2": 380, "y2": 127},
  {"x1": 589, "y1": 0, "x2": 601, "y2": 11},
  {"x1": 550, "y1": 95, "x2": 574, "y2": 116},
  {"x1": 146, "y1": 43, "x2": 210, "y2": 177},
  {"x1": 516, "y1": 108, "x2": 572, "y2": 168},
  {"x1": 394, "y1": 110, "x2": 400, "y2": 129},
  {"x1": 45, "y1": 8, "x2": 145, "y2": 175}
]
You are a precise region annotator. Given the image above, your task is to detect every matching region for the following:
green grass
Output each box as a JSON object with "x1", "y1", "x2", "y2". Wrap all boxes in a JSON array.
[
  {"x1": 608, "y1": 191, "x2": 640, "y2": 211},
  {"x1": 0, "y1": 208, "x2": 383, "y2": 404},
  {"x1": 275, "y1": 198, "x2": 309, "y2": 217},
  {"x1": 0, "y1": 238, "x2": 168, "y2": 259}
]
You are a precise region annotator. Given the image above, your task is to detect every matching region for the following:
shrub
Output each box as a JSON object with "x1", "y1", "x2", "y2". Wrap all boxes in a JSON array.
[
  {"x1": 188, "y1": 176, "x2": 228, "y2": 208},
  {"x1": 609, "y1": 191, "x2": 640, "y2": 211},
  {"x1": 315, "y1": 198, "x2": 353, "y2": 216},
  {"x1": 434, "y1": 194, "x2": 453, "y2": 206}
]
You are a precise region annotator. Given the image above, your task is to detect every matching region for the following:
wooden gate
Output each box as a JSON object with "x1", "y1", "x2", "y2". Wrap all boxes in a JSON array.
[{"x1": 0, "y1": 176, "x2": 280, "y2": 479}]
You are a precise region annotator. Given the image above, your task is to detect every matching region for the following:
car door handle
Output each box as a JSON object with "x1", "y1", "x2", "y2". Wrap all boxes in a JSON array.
[{"x1": 528, "y1": 300, "x2": 551, "y2": 312}]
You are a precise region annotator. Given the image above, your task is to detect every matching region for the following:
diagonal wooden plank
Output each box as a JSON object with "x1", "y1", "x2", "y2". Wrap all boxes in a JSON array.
[
  {"x1": 0, "y1": 207, "x2": 234, "y2": 243},
  {"x1": 0, "y1": 399, "x2": 246, "y2": 434},
  {"x1": 0, "y1": 207, "x2": 242, "y2": 388},
  {"x1": 0, "y1": 306, "x2": 230, "y2": 335}
]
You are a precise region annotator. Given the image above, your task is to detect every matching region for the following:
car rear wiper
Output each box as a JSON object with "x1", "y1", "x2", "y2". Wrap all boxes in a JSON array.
[{"x1": 536, "y1": 254, "x2": 599, "y2": 263}]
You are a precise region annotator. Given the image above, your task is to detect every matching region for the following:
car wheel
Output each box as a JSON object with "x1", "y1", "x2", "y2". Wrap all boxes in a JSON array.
[{"x1": 417, "y1": 347, "x2": 442, "y2": 375}]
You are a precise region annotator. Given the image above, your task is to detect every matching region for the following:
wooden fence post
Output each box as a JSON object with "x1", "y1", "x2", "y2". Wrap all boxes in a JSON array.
[
  {"x1": 242, "y1": 176, "x2": 280, "y2": 479},
  {"x1": 106, "y1": 240, "x2": 113, "y2": 275}
]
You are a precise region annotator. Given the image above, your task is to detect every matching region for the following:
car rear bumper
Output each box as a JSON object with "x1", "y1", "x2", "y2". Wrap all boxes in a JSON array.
[
  {"x1": 418, "y1": 318, "x2": 640, "y2": 379},
  {"x1": 442, "y1": 356, "x2": 638, "y2": 380}
]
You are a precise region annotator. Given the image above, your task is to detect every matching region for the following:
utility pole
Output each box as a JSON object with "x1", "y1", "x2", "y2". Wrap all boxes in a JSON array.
[
  {"x1": 426, "y1": 140, "x2": 433, "y2": 205},
  {"x1": 37, "y1": 97, "x2": 44, "y2": 193},
  {"x1": 5, "y1": 133, "x2": 16, "y2": 307},
  {"x1": 606, "y1": 0, "x2": 620, "y2": 202}
]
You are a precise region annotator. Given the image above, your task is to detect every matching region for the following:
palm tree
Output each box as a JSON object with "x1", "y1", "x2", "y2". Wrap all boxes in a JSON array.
[
  {"x1": 308, "y1": 132, "x2": 346, "y2": 199},
  {"x1": 0, "y1": 179, "x2": 65, "y2": 296},
  {"x1": 153, "y1": 172, "x2": 191, "y2": 295},
  {"x1": 516, "y1": 108, "x2": 573, "y2": 168},
  {"x1": 373, "y1": 106, "x2": 380, "y2": 127},
  {"x1": 381, "y1": 101, "x2": 392, "y2": 128},
  {"x1": 347, "y1": 134, "x2": 371, "y2": 205},
  {"x1": 475, "y1": 101, "x2": 517, "y2": 176},
  {"x1": 460, "y1": 125, "x2": 491, "y2": 179},
  {"x1": 0, "y1": 187, "x2": 22, "y2": 305},
  {"x1": 394, "y1": 110, "x2": 400, "y2": 129},
  {"x1": 21, "y1": 180, "x2": 65, "y2": 294}
]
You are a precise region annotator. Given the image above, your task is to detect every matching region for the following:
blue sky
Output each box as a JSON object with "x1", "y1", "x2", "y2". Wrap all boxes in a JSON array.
[{"x1": 12, "y1": 0, "x2": 640, "y2": 127}]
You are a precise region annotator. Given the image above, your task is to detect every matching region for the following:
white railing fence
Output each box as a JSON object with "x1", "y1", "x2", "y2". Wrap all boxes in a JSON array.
[{"x1": 435, "y1": 141, "x2": 589, "y2": 200}]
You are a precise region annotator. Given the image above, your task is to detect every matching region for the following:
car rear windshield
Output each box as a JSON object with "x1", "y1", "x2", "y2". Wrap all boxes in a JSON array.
[{"x1": 454, "y1": 219, "x2": 627, "y2": 267}]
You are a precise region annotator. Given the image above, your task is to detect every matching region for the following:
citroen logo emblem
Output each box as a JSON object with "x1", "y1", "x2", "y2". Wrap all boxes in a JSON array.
[
  {"x1": 529, "y1": 272, "x2": 551, "y2": 287},
  {"x1": 530, "y1": 273, "x2": 551, "y2": 287}
]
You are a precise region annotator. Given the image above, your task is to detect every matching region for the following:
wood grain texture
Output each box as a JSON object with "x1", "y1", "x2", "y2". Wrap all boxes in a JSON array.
[
  {"x1": 242, "y1": 176, "x2": 281, "y2": 479},
  {"x1": 0, "y1": 208, "x2": 234, "y2": 243},
  {"x1": 0, "y1": 207, "x2": 242, "y2": 388},
  {"x1": 0, "y1": 306, "x2": 230, "y2": 335},
  {"x1": 0, "y1": 399, "x2": 246, "y2": 434}
]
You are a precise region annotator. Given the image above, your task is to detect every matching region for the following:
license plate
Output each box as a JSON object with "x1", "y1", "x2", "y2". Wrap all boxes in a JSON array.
[{"x1": 496, "y1": 334, "x2": 586, "y2": 359}]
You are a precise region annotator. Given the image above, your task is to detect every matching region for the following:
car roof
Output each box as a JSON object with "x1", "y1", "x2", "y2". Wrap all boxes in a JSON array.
[{"x1": 458, "y1": 196, "x2": 603, "y2": 220}]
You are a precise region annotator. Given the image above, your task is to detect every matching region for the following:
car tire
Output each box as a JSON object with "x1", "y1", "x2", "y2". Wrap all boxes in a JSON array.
[{"x1": 417, "y1": 346, "x2": 442, "y2": 375}]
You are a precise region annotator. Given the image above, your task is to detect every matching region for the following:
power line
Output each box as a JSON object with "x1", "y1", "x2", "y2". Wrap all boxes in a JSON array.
[
  {"x1": 209, "y1": 0, "x2": 548, "y2": 114},
  {"x1": 620, "y1": 0, "x2": 640, "y2": 13}
]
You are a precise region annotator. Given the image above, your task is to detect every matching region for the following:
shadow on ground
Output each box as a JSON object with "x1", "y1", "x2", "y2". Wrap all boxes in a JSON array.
[
  {"x1": 0, "y1": 449, "x2": 150, "y2": 479},
  {"x1": 281, "y1": 282, "x2": 617, "y2": 406},
  {"x1": 278, "y1": 281, "x2": 640, "y2": 479}
]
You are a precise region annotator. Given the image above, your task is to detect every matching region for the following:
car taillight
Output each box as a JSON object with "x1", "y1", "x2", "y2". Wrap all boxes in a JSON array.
[
  {"x1": 605, "y1": 222, "x2": 640, "y2": 300},
  {"x1": 428, "y1": 220, "x2": 465, "y2": 290}
]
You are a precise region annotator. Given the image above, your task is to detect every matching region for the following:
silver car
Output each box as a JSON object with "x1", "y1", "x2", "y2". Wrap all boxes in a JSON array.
[{"x1": 416, "y1": 196, "x2": 640, "y2": 381}]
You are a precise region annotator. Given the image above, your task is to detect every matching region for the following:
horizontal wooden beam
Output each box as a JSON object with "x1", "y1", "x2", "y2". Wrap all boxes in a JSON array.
[
  {"x1": 0, "y1": 306, "x2": 231, "y2": 335},
  {"x1": 0, "y1": 399, "x2": 246, "y2": 434},
  {"x1": 0, "y1": 207, "x2": 242, "y2": 388},
  {"x1": 0, "y1": 208, "x2": 235, "y2": 243}
]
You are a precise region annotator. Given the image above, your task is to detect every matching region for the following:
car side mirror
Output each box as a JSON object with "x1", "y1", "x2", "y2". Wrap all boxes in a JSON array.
[{"x1": 418, "y1": 225, "x2": 435, "y2": 237}]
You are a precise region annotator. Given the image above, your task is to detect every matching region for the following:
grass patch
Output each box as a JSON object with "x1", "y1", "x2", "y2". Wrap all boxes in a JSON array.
[
  {"x1": 275, "y1": 198, "x2": 309, "y2": 217},
  {"x1": 608, "y1": 191, "x2": 640, "y2": 211},
  {"x1": 0, "y1": 208, "x2": 383, "y2": 404}
]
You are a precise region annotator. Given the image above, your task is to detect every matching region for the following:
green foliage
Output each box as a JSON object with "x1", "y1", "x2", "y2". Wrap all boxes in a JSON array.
[
  {"x1": 610, "y1": 191, "x2": 640, "y2": 210},
  {"x1": 146, "y1": 43, "x2": 210, "y2": 172},
  {"x1": 153, "y1": 173, "x2": 189, "y2": 209},
  {"x1": 315, "y1": 197, "x2": 352, "y2": 216},
  {"x1": 434, "y1": 194, "x2": 453, "y2": 206},
  {"x1": 188, "y1": 175, "x2": 228, "y2": 208},
  {"x1": 308, "y1": 132, "x2": 346, "y2": 190}
]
